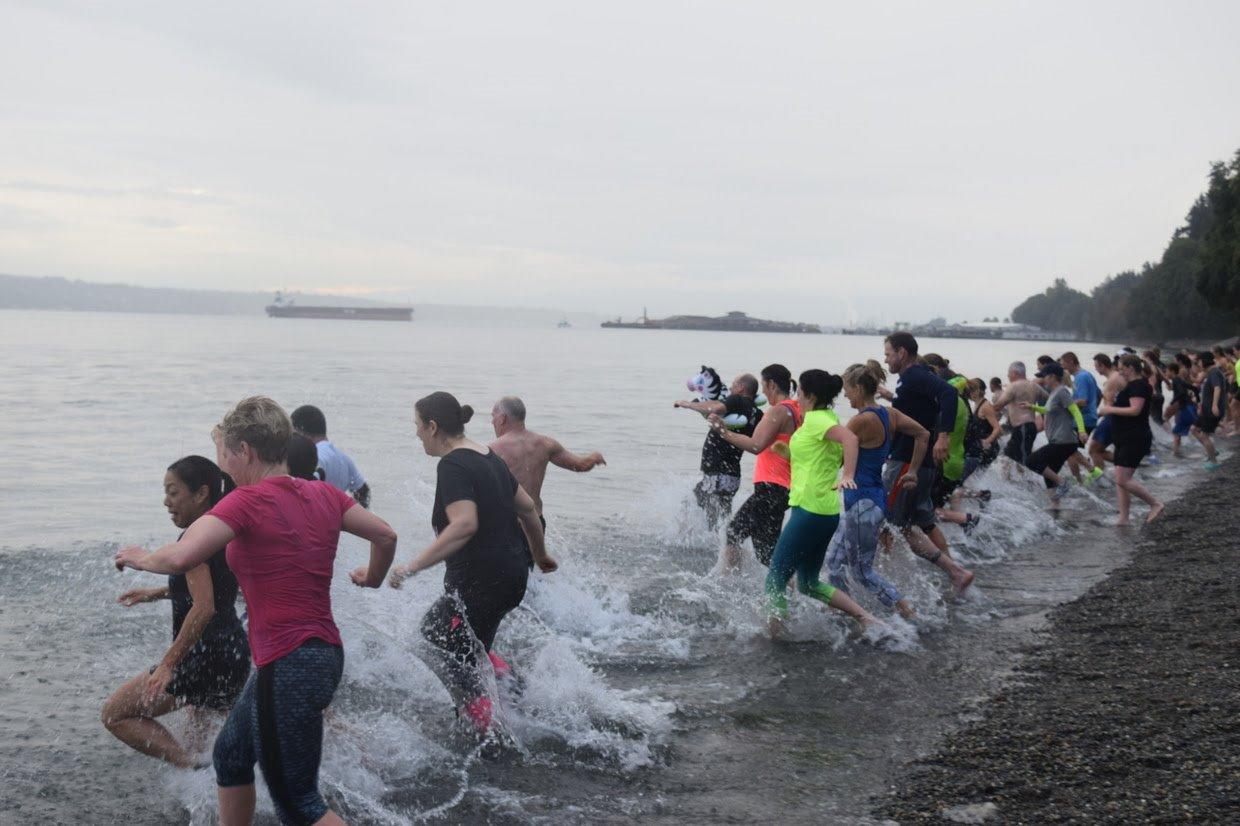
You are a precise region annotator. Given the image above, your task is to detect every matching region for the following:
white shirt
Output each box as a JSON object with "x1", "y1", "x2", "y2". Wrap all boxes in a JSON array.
[{"x1": 315, "y1": 440, "x2": 365, "y2": 493}]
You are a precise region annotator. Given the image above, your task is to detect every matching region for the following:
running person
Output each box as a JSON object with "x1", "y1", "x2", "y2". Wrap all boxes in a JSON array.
[
  {"x1": 1060, "y1": 351, "x2": 1102, "y2": 483},
  {"x1": 764, "y1": 369, "x2": 876, "y2": 634},
  {"x1": 1193, "y1": 351, "x2": 1227, "y2": 469},
  {"x1": 1098, "y1": 355, "x2": 1166, "y2": 525},
  {"x1": 1018, "y1": 362, "x2": 1087, "y2": 502},
  {"x1": 1087, "y1": 353, "x2": 1126, "y2": 478},
  {"x1": 826, "y1": 362, "x2": 926, "y2": 620},
  {"x1": 115, "y1": 397, "x2": 399, "y2": 826},
  {"x1": 291, "y1": 404, "x2": 371, "y2": 508},
  {"x1": 708, "y1": 364, "x2": 801, "y2": 570},
  {"x1": 1165, "y1": 361, "x2": 1197, "y2": 457},
  {"x1": 103, "y1": 456, "x2": 250, "y2": 769},
  {"x1": 881, "y1": 333, "x2": 974, "y2": 595},
  {"x1": 992, "y1": 361, "x2": 1046, "y2": 467},
  {"x1": 388, "y1": 392, "x2": 556, "y2": 734},
  {"x1": 675, "y1": 374, "x2": 761, "y2": 528}
]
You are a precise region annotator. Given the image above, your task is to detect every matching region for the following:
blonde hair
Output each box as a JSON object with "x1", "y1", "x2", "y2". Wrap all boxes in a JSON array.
[
  {"x1": 842, "y1": 360, "x2": 887, "y2": 395},
  {"x1": 217, "y1": 396, "x2": 291, "y2": 463}
]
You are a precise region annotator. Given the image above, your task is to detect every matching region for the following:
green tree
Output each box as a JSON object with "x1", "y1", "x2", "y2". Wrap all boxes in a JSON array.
[
  {"x1": 1196, "y1": 151, "x2": 1240, "y2": 316},
  {"x1": 1128, "y1": 240, "x2": 1231, "y2": 341},
  {"x1": 1087, "y1": 271, "x2": 1141, "y2": 341},
  {"x1": 1011, "y1": 278, "x2": 1090, "y2": 333}
]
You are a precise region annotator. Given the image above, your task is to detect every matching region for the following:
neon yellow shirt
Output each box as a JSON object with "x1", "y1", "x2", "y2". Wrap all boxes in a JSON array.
[{"x1": 788, "y1": 408, "x2": 843, "y2": 516}]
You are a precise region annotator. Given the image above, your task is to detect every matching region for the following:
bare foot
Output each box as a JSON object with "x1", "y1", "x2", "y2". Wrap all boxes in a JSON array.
[
  {"x1": 857, "y1": 613, "x2": 885, "y2": 634},
  {"x1": 766, "y1": 615, "x2": 788, "y2": 639},
  {"x1": 896, "y1": 601, "x2": 917, "y2": 621},
  {"x1": 1115, "y1": 517, "x2": 1131, "y2": 527},
  {"x1": 1145, "y1": 502, "x2": 1165, "y2": 523},
  {"x1": 951, "y1": 568, "x2": 975, "y2": 598}
]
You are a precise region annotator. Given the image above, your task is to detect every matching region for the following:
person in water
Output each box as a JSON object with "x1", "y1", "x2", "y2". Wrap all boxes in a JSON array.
[
  {"x1": 675, "y1": 373, "x2": 761, "y2": 529},
  {"x1": 1098, "y1": 355, "x2": 1166, "y2": 525},
  {"x1": 1087, "y1": 353, "x2": 1126, "y2": 478},
  {"x1": 764, "y1": 369, "x2": 877, "y2": 634},
  {"x1": 286, "y1": 432, "x2": 323, "y2": 481},
  {"x1": 881, "y1": 333, "x2": 975, "y2": 596},
  {"x1": 488, "y1": 395, "x2": 606, "y2": 524},
  {"x1": 1017, "y1": 362, "x2": 1087, "y2": 503},
  {"x1": 708, "y1": 363, "x2": 801, "y2": 571},
  {"x1": 826, "y1": 362, "x2": 926, "y2": 620},
  {"x1": 115, "y1": 396, "x2": 398, "y2": 826},
  {"x1": 291, "y1": 404, "x2": 372, "y2": 508},
  {"x1": 1165, "y1": 360, "x2": 1198, "y2": 458},
  {"x1": 103, "y1": 456, "x2": 250, "y2": 769},
  {"x1": 992, "y1": 361, "x2": 1046, "y2": 468},
  {"x1": 388, "y1": 392, "x2": 556, "y2": 735}
]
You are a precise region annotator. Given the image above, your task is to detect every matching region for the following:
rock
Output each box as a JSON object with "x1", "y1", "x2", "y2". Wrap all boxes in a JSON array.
[{"x1": 940, "y1": 801, "x2": 1000, "y2": 823}]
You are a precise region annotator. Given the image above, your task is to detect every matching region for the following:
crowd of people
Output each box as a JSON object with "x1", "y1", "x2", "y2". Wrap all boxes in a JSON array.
[{"x1": 102, "y1": 332, "x2": 1234, "y2": 824}]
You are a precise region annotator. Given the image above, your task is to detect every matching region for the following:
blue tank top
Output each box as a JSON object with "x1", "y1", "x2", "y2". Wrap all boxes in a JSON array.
[{"x1": 845, "y1": 406, "x2": 890, "y2": 511}]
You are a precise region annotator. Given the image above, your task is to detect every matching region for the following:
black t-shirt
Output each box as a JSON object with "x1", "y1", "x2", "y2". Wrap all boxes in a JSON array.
[
  {"x1": 1201, "y1": 367, "x2": 1228, "y2": 418},
  {"x1": 699, "y1": 395, "x2": 760, "y2": 477},
  {"x1": 168, "y1": 542, "x2": 243, "y2": 642},
  {"x1": 433, "y1": 449, "x2": 531, "y2": 590},
  {"x1": 1171, "y1": 376, "x2": 1196, "y2": 407},
  {"x1": 1112, "y1": 378, "x2": 1152, "y2": 441}
]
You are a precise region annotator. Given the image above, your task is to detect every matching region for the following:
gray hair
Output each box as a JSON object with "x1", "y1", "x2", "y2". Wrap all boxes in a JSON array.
[
  {"x1": 1009, "y1": 361, "x2": 1027, "y2": 378},
  {"x1": 496, "y1": 395, "x2": 526, "y2": 422}
]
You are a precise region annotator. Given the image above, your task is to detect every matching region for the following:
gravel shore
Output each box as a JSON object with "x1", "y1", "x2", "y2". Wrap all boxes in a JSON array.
[{"x1": 876, "y1": 459, "x2": 1240, "y2": 825}]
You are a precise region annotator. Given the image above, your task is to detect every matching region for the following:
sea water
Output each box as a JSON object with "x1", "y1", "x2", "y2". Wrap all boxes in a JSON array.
[{"x1": 0, "y1": 310, "x2": 1202, "y2": 823}]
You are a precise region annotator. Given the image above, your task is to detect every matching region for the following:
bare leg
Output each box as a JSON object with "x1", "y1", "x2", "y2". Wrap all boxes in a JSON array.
[
  {"x1": 183, "y1": 706, "x2": 222, "y2": 756},
  {"x1": 101, "y1": 672, "x2": 193, "y2": 768},
  {"x1": 1195, "y1": 431, "x2": 1218, "y2": 462},
  {"x1": 1066, "y1": 451, "x2": 1084, "y2": 482},
  {"x1": 218, "y1": 784, "x2": 256, "y2": 826},
  {"x1": 712, "y1": 542, "x2": 744, "y2": 574},
  {"x1": 826, "y1": 589, "x2": 880, "y2": 631},
  {"x1": 1115, "y1": 466, "x2": 1163, "y2": 522},
  {"x1": 934, "y1": 508, "x2": 968, "y2": 526},
  {"x1": 901, "y1": 526, "x2": 974, "y2": 595},
  {"x1": 1115, "y1": 467, "x2": 1132, "y2": 524}
]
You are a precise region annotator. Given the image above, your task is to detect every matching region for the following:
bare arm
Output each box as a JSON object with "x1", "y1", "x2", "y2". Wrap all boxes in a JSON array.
[
  {"x1": 516, "y1": 485, "x2": 556, "y2": 572},
  {"x1": 826, "y1": 424, "x2": 859, "y2": 489},
  {"x1": 118, "y1": 584, "x2": 169, "y2": 606},
  {"x1": 674, "y1": 399, "x2": 726, "y2": 417},
  {"x1": 115, "y1": 515, "x2": 235, "y2": 575},
  {"x1": 389, "y1": 500, "x2": 477, "y2": 586},
  {"x1": 143, "y1": 563, "x2": 216, "y2": 704},
  {"x1": 343, "y1": 505, "x2": 397, "y2": 588},
  {"x1": 991, "y1": 387, "x2": 1013, "y2": 412},
  {"x1": 710, "y1": 405, "x2": 787, "y2": 454},
  {"x1": 548, "y1": 440, "x2": 606, "y2": 472}
]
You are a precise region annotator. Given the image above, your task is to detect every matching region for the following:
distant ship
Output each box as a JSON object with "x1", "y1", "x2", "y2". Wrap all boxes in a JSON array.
[
  {"x1": 265, "y1": 292, "x2": 413, "y2": 322},
  {"x1": 602, "y1": 308, "x2": 820, "y2": 334},
  {"x1": 557, "y1": 317, "x2": 572, "y2": 328}
]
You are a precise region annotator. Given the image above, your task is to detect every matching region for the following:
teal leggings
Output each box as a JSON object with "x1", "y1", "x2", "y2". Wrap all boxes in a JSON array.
[{"x1": 765, "y1": 507, "x2": 839, "y2": 616}]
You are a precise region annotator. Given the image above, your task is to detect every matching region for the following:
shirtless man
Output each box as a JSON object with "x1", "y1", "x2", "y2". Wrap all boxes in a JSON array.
[
  {"x1": 1087, "y1": 353, "x2": 1127, "y2": 477},
  {"x1": 489, "y1": 396, "x2": 605, "y2": 523},
  {"x1": 991, "y1": 362, "x2": 1046, "y2": 468}
]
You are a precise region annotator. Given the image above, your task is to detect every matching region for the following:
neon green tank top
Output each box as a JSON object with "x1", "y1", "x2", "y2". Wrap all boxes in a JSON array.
[
  {"x1": 788, "y1": 408, "x2": 843, "y2": 516},
  {"x1": 942, "y1": 396, "x2": 968, "y2": 482}
]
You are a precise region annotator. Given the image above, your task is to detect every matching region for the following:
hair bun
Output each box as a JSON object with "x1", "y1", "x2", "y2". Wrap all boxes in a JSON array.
[{"x1": 460, "y1": 404, "x2": 474, "y2": 424}]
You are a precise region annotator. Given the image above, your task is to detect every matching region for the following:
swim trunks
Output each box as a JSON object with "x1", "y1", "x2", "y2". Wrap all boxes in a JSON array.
[
  {"x1": 726, "y1": 482, "x2": 790, "y2": 567},
  {"x1": 882, "y1": 461, "x2": 937, "y2": 531},
  {"x1": 1003, "y1": 421, "x2": 1038, "y2": 465}
]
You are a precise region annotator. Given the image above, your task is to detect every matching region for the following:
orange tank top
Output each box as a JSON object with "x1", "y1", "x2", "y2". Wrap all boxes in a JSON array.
[{"x1": 753, "y1": 399, "x2": 802, "y2": 488}]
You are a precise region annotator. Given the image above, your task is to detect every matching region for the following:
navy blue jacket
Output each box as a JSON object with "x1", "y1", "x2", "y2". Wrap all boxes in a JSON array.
[{"x1": 889, "y1": 363, "x2": 958, "y2": 468}]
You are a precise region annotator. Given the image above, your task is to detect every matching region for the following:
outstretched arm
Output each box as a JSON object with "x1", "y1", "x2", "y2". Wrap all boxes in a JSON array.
[
  {"x1": 674, "y1": 399, "x2": 726, "y2": 417},
  {"x1": 115, "y1": 515, "x2": 235, "y2": 575},
  {"x1": 549, "y1": 441, "x2": 606, "y2": 472}
]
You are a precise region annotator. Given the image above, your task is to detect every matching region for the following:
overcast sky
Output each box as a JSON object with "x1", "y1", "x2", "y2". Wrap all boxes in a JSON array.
[{"x1": 3, "y1": 1, "x2": 1239, "y2": 324}]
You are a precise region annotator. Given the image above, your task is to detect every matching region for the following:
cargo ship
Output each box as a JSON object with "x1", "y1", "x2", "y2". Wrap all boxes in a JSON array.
[
  {"x1": 602, "y1": 309, "x2": 820, "y2": 334},
  {"x1": 265, "y1": 293, "x2": 413, "y2": 322}
]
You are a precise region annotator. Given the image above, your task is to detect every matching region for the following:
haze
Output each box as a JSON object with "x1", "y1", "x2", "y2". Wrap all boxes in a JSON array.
[{"x1": 3, "y1": 1, "x2": 1239, "y2": 325}]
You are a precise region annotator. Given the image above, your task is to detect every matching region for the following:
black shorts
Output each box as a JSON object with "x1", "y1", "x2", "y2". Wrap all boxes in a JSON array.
[
  {"x1": 1026, "y1": 442, "x2": 1080, "y2": 486},
  {"x1": 161, "y1": 627, "x2": 251, "y2": 710},
  {"x1": 1003, "y1": 422, "x2": 1038, "y2": 465},
  {"x1": 883, "y1": 461, "x2": 937, "y2": 530},
  {"x1": 930, "y1": 472, "x2": 961, "y2": 509},
  {"x1": 1113, "y1": 433, "x2": 1153, "y2": 469},
  {"x1": 1196, "y1": 414, "x2": 1221, "y2": 435},
  {"x1": 726, "y1": 482, "x2": 789, "y2": 567}
]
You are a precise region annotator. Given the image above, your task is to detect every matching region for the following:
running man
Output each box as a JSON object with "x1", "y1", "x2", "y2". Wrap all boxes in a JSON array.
[
  {"x1": 1018, "y1": 362, "x2": 1087, "y2": 502},
  {"x1": 1060, "y1": 351, "x2": 1102, "y2": 483},
  {"x1": 1087, "y1": 353, "x2": 1127, "y2": 478},
  {"x1": 1193, "y1": 351, "x2": 1227, "y2": 469},
  {"x1": 880, "y1": 333, "x2": 974, "y2": 595},
  {"x1": 489, "y1": 395, "x2": 606, "y2": 522},
  {"x1": 675, "y1": 373, "x2": 761, "y2": 529},
  {"x1": 290, "y1": 404, "x2": 371, "y2": 508},
  {"x1": 991, "y1": 362, "x2": 1046, "y2": 468}
]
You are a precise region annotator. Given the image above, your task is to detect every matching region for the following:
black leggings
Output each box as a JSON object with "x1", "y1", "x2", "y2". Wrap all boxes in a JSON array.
[
  {"x1": 421, "y1": 573, "x2": 528, "y2": 707},
  {"x1": 726, "y1": 482, "x2": 790, "y2": 566}
]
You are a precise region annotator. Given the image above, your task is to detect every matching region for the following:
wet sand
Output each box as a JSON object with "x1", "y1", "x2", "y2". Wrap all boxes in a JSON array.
[{"x1": 876, "y1": 458, "x2": 1240, "y2": 824}]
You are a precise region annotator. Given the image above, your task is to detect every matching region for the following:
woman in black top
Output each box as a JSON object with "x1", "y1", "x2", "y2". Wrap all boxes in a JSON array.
[
  {"x1": 102, "y1": 456, "x2": 250, "y2": 767},
  {"x1": 389, "y1": 392, "x2": 555, "y2": 734},
  {"x1": 1098, "y1": 355, "x2": 1165, "y2": 525}
]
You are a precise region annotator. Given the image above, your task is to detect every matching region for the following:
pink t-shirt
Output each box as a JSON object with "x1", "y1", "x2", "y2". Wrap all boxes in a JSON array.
[{"x1": 209, "y1": 476, "x2": 355, "y2": 666}]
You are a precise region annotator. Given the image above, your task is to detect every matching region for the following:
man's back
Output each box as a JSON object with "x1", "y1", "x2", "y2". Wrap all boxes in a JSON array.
[
  {"x1": 1001, "y1": 380, "x2": 1044, "y2": 426},
  {"x1": 490, "y1": 429, "x2": 558, "y2": 512}
]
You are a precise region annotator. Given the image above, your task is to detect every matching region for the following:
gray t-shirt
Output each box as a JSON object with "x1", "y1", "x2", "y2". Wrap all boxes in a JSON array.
[{"x1": 1043, "y1": 385, "x2": 1078, "y2": 445}]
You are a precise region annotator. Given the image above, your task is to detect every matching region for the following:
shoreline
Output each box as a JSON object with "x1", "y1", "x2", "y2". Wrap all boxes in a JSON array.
[{"x1": 875, "y1": 458, "x2": 1240, "y2": 824}]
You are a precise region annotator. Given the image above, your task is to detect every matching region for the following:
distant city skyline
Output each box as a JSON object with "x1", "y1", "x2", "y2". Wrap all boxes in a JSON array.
[{"x1": 3, "y1": 1, "x2": 1239, "y2": 326}]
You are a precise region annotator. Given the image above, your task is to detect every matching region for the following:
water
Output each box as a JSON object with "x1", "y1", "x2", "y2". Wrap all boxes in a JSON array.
[{"x1": 0, "y1": 310, "x2": 1203, "y2": 823}]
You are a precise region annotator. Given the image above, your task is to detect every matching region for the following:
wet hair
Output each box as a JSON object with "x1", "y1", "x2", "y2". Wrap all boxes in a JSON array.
[
  {"x1": 286, "y1": 433, "x2": 320, "y2": 480},
  {"x1": 290, "y1": 404, "x2": 327, "y2": 437},
  {"x1": 496, "y1": 396, "x2": 527, "y2": 422},
  {"x1": 760, "y1": 364, "x2": 797, "y2": 396},
  {"x1": 799, "y1": 369, "x2": 843, "y2": 410},
  {"x1": 842, "y1": 361, "x2": 885, "y2": 396},
  {"x1": 415, "y1": 391, "x2": 474, "y2": 437},
  {"x1": 1118, "y1": 354, "x2": 1145, "y2": 372},
  {"x1": 989, "y1": 376, "x2": 1002, "y2": 391},
  {"x1": 1093, "y1": 353, "x2": 1113, "y2": 369},
  {"x1": 885, "y1": 331, "x2": 919, "y2": 357},
  {"x1": 1060, "y1": 351, "x2": 1080, "y2": 367},
  {"x1": 217, "y1": 396, "x2": 291, "y2": 464},
  {"x1": 166, "y1": 455, "x2": 234, "y2": 505}
]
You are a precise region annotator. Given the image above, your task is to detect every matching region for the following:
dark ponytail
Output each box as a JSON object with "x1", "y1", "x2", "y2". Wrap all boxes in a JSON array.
[
  {"x1": 761, "y1": 363, "x2": 796, "y2": 395},
  {"x1": 415, "y1": 391, "x2": 474, "y2": 437},
  {"x1": 799, "y1": 369, "x2": 843, "y2": 410},
  {"x1": 167, "y1": 455, "x2": 234, "y2": 505}
]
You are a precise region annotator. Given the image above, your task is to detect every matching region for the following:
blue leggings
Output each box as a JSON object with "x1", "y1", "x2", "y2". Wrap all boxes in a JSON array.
[
  {"x1": 214, "y1": 639, "x2": 344, "y2": 825},
  {"x1": 765, "y1": 507, "x2": 839, "y2": 616},
  {"x1": 826, "y1": 499, "x2": 904, "y2": 608}
]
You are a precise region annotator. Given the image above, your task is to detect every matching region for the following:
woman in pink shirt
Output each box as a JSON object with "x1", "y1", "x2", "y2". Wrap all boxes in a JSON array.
[{"x1": 116, "y1": 396, "x2": 397, "y2": 826}]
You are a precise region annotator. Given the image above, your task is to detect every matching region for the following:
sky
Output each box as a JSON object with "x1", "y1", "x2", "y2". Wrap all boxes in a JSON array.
[{"x1": 2, "y1": 1, "x2": 1239, "y2": 326}]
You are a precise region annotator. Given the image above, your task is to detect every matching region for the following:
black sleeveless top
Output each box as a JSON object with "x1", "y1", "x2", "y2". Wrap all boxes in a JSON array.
[{"x1": 168, "y1": 540, "x2": 243, "y2": 641}]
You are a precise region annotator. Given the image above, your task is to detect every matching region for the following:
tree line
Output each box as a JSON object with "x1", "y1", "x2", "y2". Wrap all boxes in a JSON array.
[{"x1": 1010, "y1": 148, "x2": 1240, "y2": 343}]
